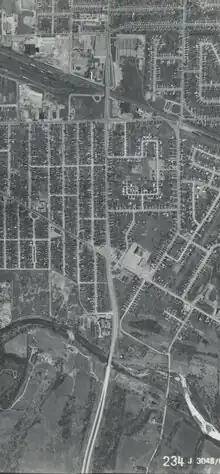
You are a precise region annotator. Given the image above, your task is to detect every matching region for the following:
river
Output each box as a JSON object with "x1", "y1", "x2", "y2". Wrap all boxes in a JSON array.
[
  {"x1": 179, "y1": 374, "x2": 220, "y2": 441},
  {"x1": 0, "y1": 318, "x2": 144, "y2": 382}
]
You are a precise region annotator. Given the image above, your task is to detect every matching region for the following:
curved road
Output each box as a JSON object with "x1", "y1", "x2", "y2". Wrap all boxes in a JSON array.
[
  {"x1": 81, "y1": 4, "x2": 120, "y2": 471},
  {"x1": 2, "y1": 42, "x2": 220, "y2": 471}
]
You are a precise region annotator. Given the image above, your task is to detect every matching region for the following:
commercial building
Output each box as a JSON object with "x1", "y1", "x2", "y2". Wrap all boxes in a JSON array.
[
  {"x1": 115, "y1": 34, "x2": 146, "y2": 68},
  {"x1": 1, "y1": 9, "x2": 18, "y2": 36},
  {"x1": 118, "y1": 242, "x2": 155, "y2": 280}
]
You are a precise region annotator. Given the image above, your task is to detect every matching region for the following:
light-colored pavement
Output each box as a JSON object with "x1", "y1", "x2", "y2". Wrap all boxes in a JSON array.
[
  {"x1": 1, "y1": 46, "x2": 220, "y2": 147},
  {"x1": 80, "y1": 2, "x2": 119, "y2": 473}
]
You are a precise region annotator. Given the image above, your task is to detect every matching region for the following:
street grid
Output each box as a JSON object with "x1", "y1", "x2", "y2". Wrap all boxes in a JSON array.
[
  {"x1": 1, "y1": 7, "x2": 220, "y2": 322},
  {"x1": 0, "y1": 120, "x2": 112, "y2": 315},
  {"x1": 2, "y1": 0, "x2": 220, "y2": 471}
]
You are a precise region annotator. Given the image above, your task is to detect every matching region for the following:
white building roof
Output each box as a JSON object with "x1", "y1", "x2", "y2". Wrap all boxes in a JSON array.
[{"x1": 120, "y1": 242, "x2": 154, "y2": 279}]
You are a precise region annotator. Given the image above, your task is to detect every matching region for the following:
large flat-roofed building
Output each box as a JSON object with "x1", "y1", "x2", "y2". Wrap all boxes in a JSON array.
[
  {"x1": 115, "y1": 34, "x2": 146, "y2": 66},
  {"x1": 118, "y1": 242, "x2": 155, "y2": 280},
  {"x1": 79, "y1": 13, "x2": 107, "y2": 33},
  {"x1": 1, "y1": 9, "x2": 18, "y2": 36}
]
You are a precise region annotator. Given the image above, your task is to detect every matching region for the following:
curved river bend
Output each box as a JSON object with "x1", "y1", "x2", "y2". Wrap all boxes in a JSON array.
[{"x1": 179, "y1": 374, "x2": 220, "y2": 441}]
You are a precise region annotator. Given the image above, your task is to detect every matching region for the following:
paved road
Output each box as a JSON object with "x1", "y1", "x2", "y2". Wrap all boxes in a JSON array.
[
  {"x1": 0, "y1": 45, "x2": 105, "y2": 96},
  {"x1": 0, "y1": 316, "x2": 143, "y2": 382},
  {"x1": 81, "y1": 5, "x2": 120, "y2": 471},
  {"x1": 1, "y1": 46, "x2": 220, "y2": 146},
  {"x1": 0, "y1": 35, "x2": 121, "y2": 474}
]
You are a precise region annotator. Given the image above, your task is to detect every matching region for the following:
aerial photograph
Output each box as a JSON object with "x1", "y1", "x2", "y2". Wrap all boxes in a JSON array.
[{"x1": 1, "y1": 0, "x2": 220, "y2": 473}]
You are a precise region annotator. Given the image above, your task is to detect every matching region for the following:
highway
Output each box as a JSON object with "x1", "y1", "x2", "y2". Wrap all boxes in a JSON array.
[
  {"x1": 1, "y1": 46, "x2": 220, "y2": 147},
  {"x1": 0, "y1": 316, "x2": 145, "y2": 383},
  {"x1": 0, "y1": 43, "x2": 119, "y2": 474},
  {"x1": 2, "y1": 43, "x2": 220, "y2": 470},
  {"x1": 81, "y1": 3, "x2": 120, "y2": 471}
]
